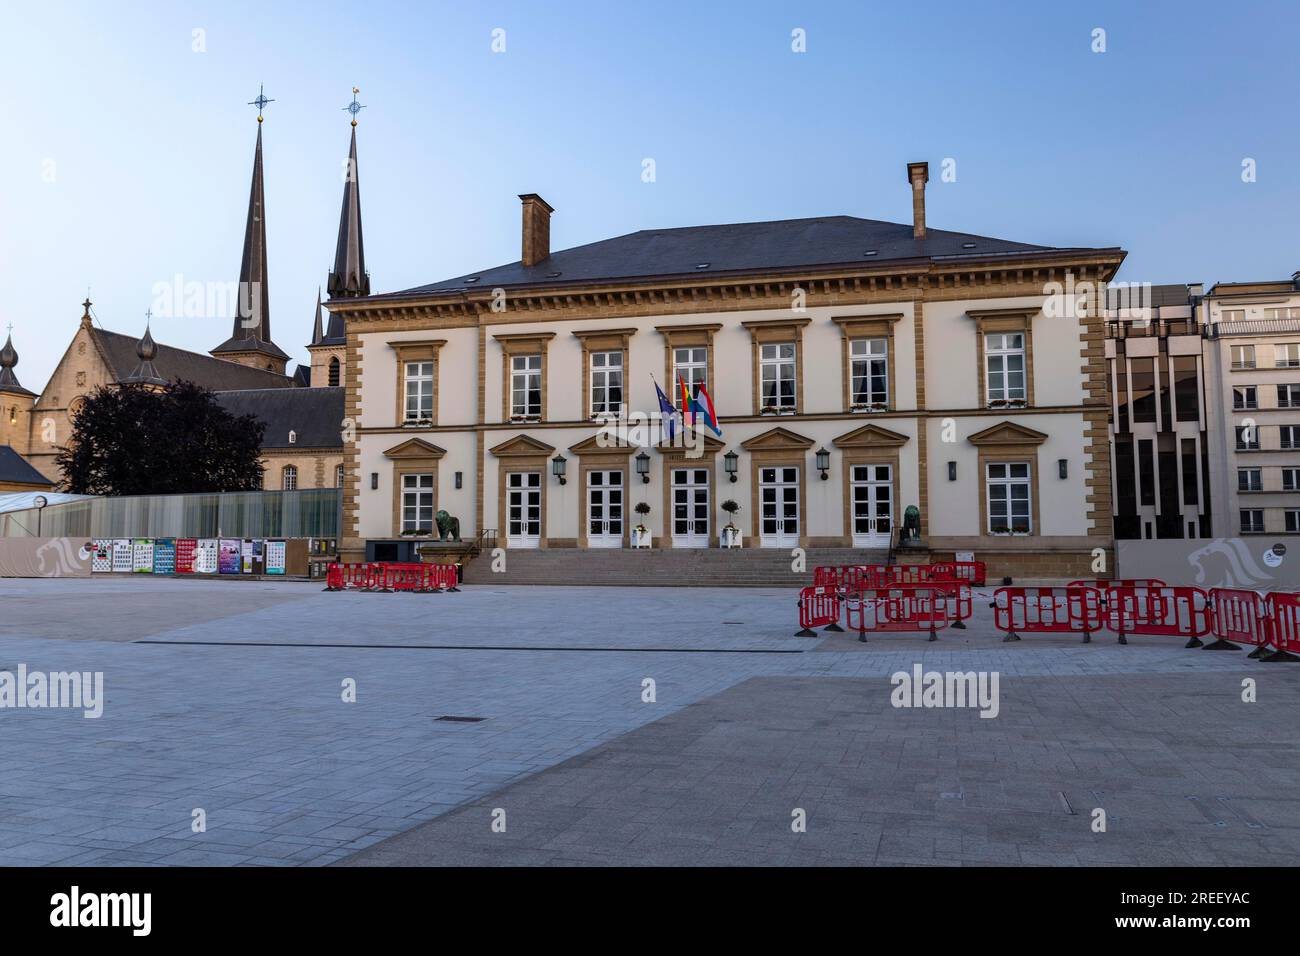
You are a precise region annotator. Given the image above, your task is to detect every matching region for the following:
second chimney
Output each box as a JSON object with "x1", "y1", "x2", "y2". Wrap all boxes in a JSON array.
[
  {"x1": 906, "y1": 162, "x2": 928, "y2": 239},
  {"x1": 519, "y1": 193, "x2": 554, "y2": 267}
]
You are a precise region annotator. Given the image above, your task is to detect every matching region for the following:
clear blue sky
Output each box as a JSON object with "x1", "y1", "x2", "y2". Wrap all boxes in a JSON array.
[{"x1": 2, "y1": 0, "x2": 1297, "y2": 388}]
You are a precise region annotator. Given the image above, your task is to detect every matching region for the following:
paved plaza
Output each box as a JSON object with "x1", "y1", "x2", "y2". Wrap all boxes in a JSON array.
[{"x1": 0, "y1": 578, "x2": 1297, "y2": 866}]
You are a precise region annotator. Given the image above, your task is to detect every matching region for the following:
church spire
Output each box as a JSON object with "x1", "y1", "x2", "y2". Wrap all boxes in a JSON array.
[
  {"x1": 124, "y1": 314, "x2": 165, "y2": 386},
  {"x1": 327, "y1": 89, "x2": 370, "y2": 299},
  {"x1": 311, "y1": 288, "x2": 324, "y2": 345},
  {"x1": 212, "y1": 88, "x2": 289, "y2": 373},
  {"x1": 0, "y1": 326, "x2": 32, "y2": 395}
]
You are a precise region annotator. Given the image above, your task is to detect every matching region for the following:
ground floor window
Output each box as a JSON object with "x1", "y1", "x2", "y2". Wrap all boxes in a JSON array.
[
  {"x1": 986, "y1": 462, "x2": 1031, "y2": 534},
  {"x1": 402, "y1": 473, "x2": 434, "y2": 532}
]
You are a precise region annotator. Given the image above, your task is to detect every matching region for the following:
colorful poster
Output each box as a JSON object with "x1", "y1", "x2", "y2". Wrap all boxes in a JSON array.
[
  {"x1": 265, "y1": 540, "x2": 286, "y2": 575},
  {"x1": 240, "y1": 539, "x2": 256, "y2": 574},
  {"x1": 175, "y1": 538, "x2": 197, "y2": 574},
  {"x1": 194, "y1": 539, "x2": 219, "y2": 574},
  {"x1": 218, "y1": 539, "x2": 241, "y2": 574},
  {"x1": 153, "y1": 538, "x2": 176, "y2": 575},
  {"x1": 111, "y1": 539, "x2": 133, "y2": 572},
  {"x1": 91, "y1": 539, "x2": 113, "y2": 573},
  {"x1": 132, "y1": 539, "x2": 154, "y2": 572}
]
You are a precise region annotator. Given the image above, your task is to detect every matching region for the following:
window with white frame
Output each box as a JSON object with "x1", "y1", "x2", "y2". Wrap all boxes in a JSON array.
[
  {"x1": 403, "y1": 360, "x2": 434, "y2": 423},
  {"x1": 589, "y1": 350, "x2": 623, "y2": 418},
  {"x1": 985, "y1": 333, "x2": 1026, "y2": 405},
  {"x1": 1276, "y1": 344, "x2": 1300, "y2": 368},
  {"x1": 1238, "y1": 467, "x2": 1262, "y2": 492},
  {"x1": 1241, "y1": 509, "x2": 1264, "y2": 534},
  {"x1": 1280, "y1": 385, "x2": 1300, "y2": 408},
  {"x1": 1265, "y1": 307, "x2": 1300, "y2": 320},
  {"x1": 986, "y1": 461, "x2": 1031, "y2": 534},
  {"x1": 401, "y1": 473, "x2": 434, "y2": 532},
  {"x1": 672, "y1": 346, "x2": 708, "y2": 411},
  {"x1": 1237, "y1": 425, "x2": 1260, "y2": 450},
  {"x1": 1284, "y1": 468, "x2": 1300, "y2": 491},
  {"x1": 1282, "y1": 425, "x2": 1300, "y2": 450},
  {"x1": 849, "y1": 338, "x2": 888, "y2": 408},
  {"x1": 1234, "y1": 386, "x2": 1258, "y2": 410},
  {"x1": 1231, "y1": 345, "x2": 1256, "y2": 370},
  {"x1": 510, "y1": 354, "x2": 542, "y2": 419},
  {"x1": 760, "y1": 342, "x2": 797, "y2": 412},
  {"x1": 1288, "y1": 510, "x2": 1300, "y2": 533},
  {"x1": 1222, "y1": 309, "x2": 1246, "y2": 323},
  {"x1": 336, "y1": 463, "x2": 345, "y2": 488},
  {"x1": 282, "y1": 465, "x2": 297, "y2": 491}
]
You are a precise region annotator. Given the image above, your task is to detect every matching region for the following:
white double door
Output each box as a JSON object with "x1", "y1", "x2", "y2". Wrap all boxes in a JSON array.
[
  {"x1": 850, "y1": 463, "x2": 893, "y2": 547},
  {"x1": 671, "y1": 467, "x2": 710, "y2": 548},
  {"x1": 586, "y1": 469, "x2": 624, "y2": 547},
  {"x1": 506, "y1": 471, "x2": 541, "y2": 548},
  {"x1": 759, "y1": 466, "x2": 800, "y2": 548}
]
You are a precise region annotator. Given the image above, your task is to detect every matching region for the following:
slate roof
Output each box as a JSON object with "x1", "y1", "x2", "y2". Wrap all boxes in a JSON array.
[
  {"x1": 0, "y1": 446, "x2": 53, "y2": 486},
  {"x1": 384, "y1": 215, "x2": 1112, "y2": 299},
  {"x1": 91, "y1": 330, "x2": 296, "y2": 391},
  {"x1": 213, "y1": 387, "x2": 344, "y2": 450}
]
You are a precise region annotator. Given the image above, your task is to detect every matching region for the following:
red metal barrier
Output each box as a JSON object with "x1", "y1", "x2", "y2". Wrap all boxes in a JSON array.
[
  {"x1": 1261, "y1": 593, "x2": 1300, "y2": 662},
  {"x1": 1104, "y1": 586, "x2": 1209, "y2": 645},
  {"x1": 991, "y1": 587, "x2": 1103, "y2": 643},
  {"x1": 1067, "y1": 578, "x2": 1166, "y2": 590},
  {"x1": 1205, "y1": 588, "x2": 1266, "y2": 653},
  {"x1": 420, "y1": 563, "x2": 459, "y2": 592},
  {"x1": 326, "y1": 561, "x2": 460, "y2": 593},
  {"x1": 929, "y1": 561, "x2": 987, "y2": 587},
  {"x1": 843, "y1": 585, "x2": 951, "y2": 642},
  {"x1": 796, "y1": 586, "x2": 841, "y2": 637},
  {"x1": 325, "y1": 562, "x2": 381, "y2": 591},
  {"x1": 812, "y1": 565, "x2": 870, "y2": 595}
]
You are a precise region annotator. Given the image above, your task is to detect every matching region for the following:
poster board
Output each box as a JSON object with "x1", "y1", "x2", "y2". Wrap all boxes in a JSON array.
[
  {"x1": 218, "y1": 539, "x2": 241, "y2": 574},
  {"x1": 265, "y1": 539, "x2": 286, "y2": 575},
  {"x1": 91, "y1": 539, "x2": 113, "y2": 573},
  {"x1": 194, "y1": 539, "x2": 219, "y2": 574},
  {"x1": 131, "y1": 538, "x2": 154, "y2": 572},
  {"x1": 152, "y1": 538, "x2": 176, "y2": 575},
  {"x1": 111, "y1": 539, "x2": 133, "y2": 572},
  {"x1": 175, "y1": 538, "x2": 197, "y2": 574},
  {"x1": 240, "y1": 539, "x2": 256, "y2": 574}
]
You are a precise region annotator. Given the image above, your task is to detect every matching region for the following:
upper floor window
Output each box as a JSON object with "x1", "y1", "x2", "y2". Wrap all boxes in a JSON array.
[
  {"x1": 672, "y1": 346, "x2": 708, "y2": 410},
  {"x1": 328, "y1": 356, "x2": 341, "y2": 387},
  {"x1": 759, "y1": 343, "x2": 797, "y2": 413},
  {"x1": 849, "y1": 338, "x2": 888, "y2": 409},
  {"x1": 1288, "y1": 510, "x2": 1300, "y2": 533},
  {"x1": 1279, "y1": 385, "x2": 1300, "y2": 409},
  {"x1": 1277, "y1": 344, "x2": 1300, "y2": 368},
  {"x1": 590, "y1": 350, "x2": 623, "y2": 418},
  {"x1": 985, "y1": 333, "x2": 1026, "y2": 406},
  {"x1": 1284, "y1": 467, "x2": 1300, "y2": 491},
  {"x1": 404, "y1": 361, "x2": 434, "y2": 423},
  {"x1": 1282, "y1": 425, "x2": 1300, "y2": 450},
  {"x1": 282, "y1": 465, "x2": 298, "y2": 491},
  {"x1": 1223, "y1": 309, "x2": 1247, "y2": 323},
  {"x1": 1236, "y1": 425, "x2": 1260, "y2": 450},
  {"x1": 1265, "y1": 307, "x2": 1300, "y2": 320},
  {"x1": 1231, "y1": 345, "x2": 1256, "y2": 370},
  {"x1": 336, "y1": 463, "x2": 345, "y2": 488},
  {"x1": 511, "y1": 354, "x2": 542, "y2": 420},
  {"x1": 1234, "y1": 386, "x2": 1258, "y2": 410},
  {"x1": 1240, "y1": 509, "x2": 1264, "y2": 534},
  {"x1": 1238, "y1": 468, "x2": 1262, "y2": 492}
]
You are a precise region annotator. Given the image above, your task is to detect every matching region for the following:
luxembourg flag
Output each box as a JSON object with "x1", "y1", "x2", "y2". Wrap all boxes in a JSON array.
[{"x1": 680, "y1": 378, "x2": 722, "y2": 437}]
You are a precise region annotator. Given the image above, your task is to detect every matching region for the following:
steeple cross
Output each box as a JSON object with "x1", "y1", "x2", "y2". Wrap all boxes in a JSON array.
[
  {"x1": 248, "y1": 84, "x2": 275, "y2": 121},
  {"x1": 343, "y1": 87, "x2": 366, "y2": 126}
]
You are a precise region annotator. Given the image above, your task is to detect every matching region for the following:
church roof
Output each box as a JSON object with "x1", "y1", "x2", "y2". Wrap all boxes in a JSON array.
[
  {"x1": 384, "y1": 215, "x2": 1107, "y2": 299},
  {"x1": 213, "y1": 386, "x2": 344, "y2": 449},
  {"x1": 0, "y1": 446, "x2": 53, "y2": 487},
  {"x1": 91, "y1": 329, "x2": 297, "y2": 391}
]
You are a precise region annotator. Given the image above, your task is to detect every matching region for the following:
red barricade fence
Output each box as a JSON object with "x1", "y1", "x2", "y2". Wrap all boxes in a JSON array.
[
  {"x1": 843, "y1": 585, "x2": 951, "y2": 642},
  {"x1": 326, "y1": 562, "x2": 460, "y2": 593},
  {"x1": 991, "y1": 587, "x2": 1103, "y2": 643},
  {"x1": 796, "y1": 586, "x2": 841, "y2": 637},
  {"x1": 1205, "y1": 588, "x2": 1268, "y2": 653},
  {"x1": 1067, "y1": 578, "x2": 1166, "y2": 590},
  {"x1": 1104, "y1": 586, "x2": 1209, "y2": 645},
  {"x1": 929, "y1": 561, "x2": 987, "y2": 587},
  {"x1": 1262, "y1": 593, "x2": 1300, "y2": 662}
]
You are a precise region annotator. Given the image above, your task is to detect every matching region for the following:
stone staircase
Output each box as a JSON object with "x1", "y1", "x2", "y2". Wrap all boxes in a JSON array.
[{"x1": 461, "y1": 547, "x2": 890, "y2": 587}]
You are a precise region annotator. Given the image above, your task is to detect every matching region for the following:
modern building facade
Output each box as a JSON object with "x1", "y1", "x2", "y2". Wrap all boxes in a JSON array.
[{"x1": 330, "y1": 162, "x2": 1125, "y2": 576}]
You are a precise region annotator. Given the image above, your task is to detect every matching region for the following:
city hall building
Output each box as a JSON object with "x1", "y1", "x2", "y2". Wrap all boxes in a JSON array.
[{"x1": 330, "y1": 163, "x2": 1125, "y2": 577}]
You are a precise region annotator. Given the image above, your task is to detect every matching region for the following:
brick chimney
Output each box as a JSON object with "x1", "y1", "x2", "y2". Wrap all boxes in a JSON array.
[
  {"x1": 519, "y1": 194, "x2": 554, "y2": 267},
  {"x1": 906, "y1": 162, "x2": 929, "y2": 239}
]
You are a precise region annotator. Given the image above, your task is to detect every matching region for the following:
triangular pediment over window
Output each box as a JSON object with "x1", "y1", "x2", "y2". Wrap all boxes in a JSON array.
[
  {"x1": 966, "y1": 421, "x2": 1049, "y2": 446},
  {"x1": 489, "y1": 434, "x2": 556, "y2": 457},
  {"x1": 832, "y1": 423, "x2": 910, "y2": 449},
  {"x1": 740, "y1": 426, "x2": 816, "y2": 452},
  {"x1": 568, "y1": 432, "x2": 640, "y2": 455},
  {"x1": 382, "y1": 438, "x2": 447, "y2": 459}
]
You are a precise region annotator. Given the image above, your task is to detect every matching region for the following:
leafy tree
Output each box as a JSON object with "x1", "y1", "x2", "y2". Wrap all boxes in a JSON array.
[{"x1": 56, "y1": 381, "x2": 266, "y2": 495}]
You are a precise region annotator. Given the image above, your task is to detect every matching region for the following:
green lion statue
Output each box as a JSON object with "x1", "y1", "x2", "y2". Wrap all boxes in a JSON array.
[{"x1": 435, "y1": 510, "x2": 461, "y2": 542}]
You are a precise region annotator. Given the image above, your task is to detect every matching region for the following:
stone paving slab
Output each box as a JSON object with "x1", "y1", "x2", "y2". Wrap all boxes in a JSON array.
[{"x1": 0, "y1": 578, "x2": 1292, "y2": 866}]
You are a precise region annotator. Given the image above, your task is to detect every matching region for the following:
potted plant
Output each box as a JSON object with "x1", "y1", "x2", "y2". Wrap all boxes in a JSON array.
[
  {"x1": 632, "y1": 502, "x2": 652, "y2": 548},
  {"x1": 720, "y1": 499, "x2": 742, "y2": 548}
]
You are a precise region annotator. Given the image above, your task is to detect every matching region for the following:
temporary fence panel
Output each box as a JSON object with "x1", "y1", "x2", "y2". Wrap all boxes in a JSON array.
[
  {"x1": 843, "y1": 586, "x2": 950, "y2": 642},
  {"x1": 1205, "y1": 588, "x2": 1267, "y2": 653},
  {"x1": 1262, "y1": 592, "x2": 1300, "y2": 662},
  {"x1": 796, "y1": 586, "x2": 841, "y2": 637},
  {"x1": 1067, "y1": 578, "x2": 1166, "y2": 590},
  {"x1": 1104, "y1": 586, "x2": 1210, "y2": 644},
  {"x1": 812, "y1": 565, "x2": 871, "y2": 593},
  {"x1": 929, "y1": 561, "x2": 987, "y2": 587},
  {"x1": 991, "y1": 587, "x2": 1103, "y2": 643}
]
